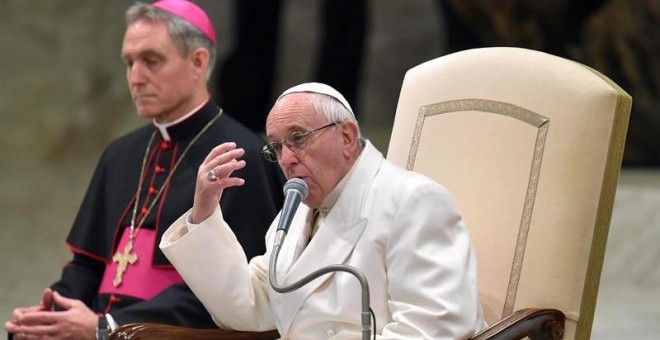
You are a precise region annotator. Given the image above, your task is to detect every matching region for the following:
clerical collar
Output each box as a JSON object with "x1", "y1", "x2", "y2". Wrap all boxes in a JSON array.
[{"x1": 152, "y1": 99, "x2": 209, "y2": 142}]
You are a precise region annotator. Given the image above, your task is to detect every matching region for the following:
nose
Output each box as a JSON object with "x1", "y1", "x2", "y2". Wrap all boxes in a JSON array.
[
  {"x1": 278, "y1": 144, "x2": 298, "y2": 168},
  {"x1": 128, "y1": 62, "x2": 147, "y2": 86}
]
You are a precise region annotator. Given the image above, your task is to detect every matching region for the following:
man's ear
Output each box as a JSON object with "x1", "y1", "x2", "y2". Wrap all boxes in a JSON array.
[
  {"x1": 190, "y1": 48, "x2": 210, "y2": 80},
  {"x1": 340, "y1": 121, "x2": 359, "y2": 158}
]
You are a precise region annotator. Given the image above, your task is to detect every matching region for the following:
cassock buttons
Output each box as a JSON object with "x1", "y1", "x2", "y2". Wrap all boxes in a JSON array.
[
  {"x1": 160, "y1": 141, "x2": 171, "y2": 150},
  {"x1": 109, "y1": 294, "x2": 120, "y2": 304},
  {"x1": 155, "y1": 165, "x2": 165, "y2": 174},
  {"x1": 141, "y1": 206, "x2": 148, "y2": 215},
  {"x1": 148, "y1": 187, "x2": 158, "y2": 195}
]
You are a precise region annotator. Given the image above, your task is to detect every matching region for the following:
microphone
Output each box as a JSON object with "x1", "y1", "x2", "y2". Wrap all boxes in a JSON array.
[
  {"x1": 268, "y1": 178, "x2": 372, "y2": 340},
  {"x1": 277, "y1": 178, "x2": 308, "y2": 233}
]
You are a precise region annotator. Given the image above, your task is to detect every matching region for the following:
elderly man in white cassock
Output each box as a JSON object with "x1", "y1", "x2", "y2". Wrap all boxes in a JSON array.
[{"x1": 160, "y1": 82, "x2": 486, "y2": 339}]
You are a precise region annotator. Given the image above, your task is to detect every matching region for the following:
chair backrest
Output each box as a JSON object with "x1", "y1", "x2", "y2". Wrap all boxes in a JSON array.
[{"x1": 386, "y1": 47, "x2": 631, "y2": 339}]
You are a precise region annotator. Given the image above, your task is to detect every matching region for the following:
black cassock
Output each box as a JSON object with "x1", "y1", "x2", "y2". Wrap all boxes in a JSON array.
[{"x1": 53, "y1": 100, "x2": 284, "y2": 328}]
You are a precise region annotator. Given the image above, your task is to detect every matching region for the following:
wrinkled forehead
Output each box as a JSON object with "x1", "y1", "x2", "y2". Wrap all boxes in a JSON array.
[
  {"x1": 266, "y1": 94, "x2": 322, "y2": 138},
  {"x1": 121, "y1": 20, "x2": 173, "y2": 56}
]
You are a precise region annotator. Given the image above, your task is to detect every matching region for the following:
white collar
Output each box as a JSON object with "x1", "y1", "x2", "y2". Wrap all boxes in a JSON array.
[{"x1": 152, "y1": 99, "x2": 209, "y2": 141}]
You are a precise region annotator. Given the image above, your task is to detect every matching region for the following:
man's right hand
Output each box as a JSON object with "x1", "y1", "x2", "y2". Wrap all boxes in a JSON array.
[{"x1": 191, "y1": 142, "x2": 246, "y2": 224}]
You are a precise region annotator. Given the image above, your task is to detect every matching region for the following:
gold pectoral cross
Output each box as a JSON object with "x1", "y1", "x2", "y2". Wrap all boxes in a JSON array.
[{"x1": 112, "y1": 240, "x2": 138, "y2": 287}]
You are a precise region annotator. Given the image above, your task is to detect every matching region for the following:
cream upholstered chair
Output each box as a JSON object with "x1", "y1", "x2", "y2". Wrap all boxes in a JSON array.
[
  {"x1": 387, "y1": 47, "x2": 632, "y2": 339},
  {"x1": 110, "y1": 47, "x2": 631, "y2": 339}
]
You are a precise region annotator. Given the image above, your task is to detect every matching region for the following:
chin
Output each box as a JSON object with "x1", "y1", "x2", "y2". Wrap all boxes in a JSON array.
[
  {"x1": 304, "y1": 195, "x2": 321, "y2": 208},
  {"x1": 134, "y1": 106, "x2": 161, "y2": 119}
]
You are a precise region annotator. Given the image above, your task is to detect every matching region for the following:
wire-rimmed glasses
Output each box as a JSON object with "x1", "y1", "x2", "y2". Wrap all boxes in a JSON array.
[{"x1": 261, "y1": 122, "x2": 338, "y2": 162}]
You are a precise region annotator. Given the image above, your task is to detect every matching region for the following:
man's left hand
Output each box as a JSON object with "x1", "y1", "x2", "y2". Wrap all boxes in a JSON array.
[{"x1": 7, "y1": 291, "x2": 98, "y2": 340}]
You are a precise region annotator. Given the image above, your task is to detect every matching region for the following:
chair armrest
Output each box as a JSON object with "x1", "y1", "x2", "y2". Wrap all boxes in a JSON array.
[
  {"x1": 470, "y1": 308, "x2": 565, "y2": 340},
  {"x1": 108, "y1": 308, "x2": 562, "y2": 340},
  {"x1": 108, "y1": 323, "x2": 279, "y2": 340}
]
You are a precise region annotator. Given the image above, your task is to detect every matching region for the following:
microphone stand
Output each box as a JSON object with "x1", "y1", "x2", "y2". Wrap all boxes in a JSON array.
[{"x1": 269, "y1": 229, "x2": 372, "y2": 340}]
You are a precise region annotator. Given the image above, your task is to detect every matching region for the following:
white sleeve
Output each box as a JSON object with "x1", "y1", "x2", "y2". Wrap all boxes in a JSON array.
[
  {"x1": 381, "y1": 182, "x2": 484, "y2": 339},
  {"x1": 159, "y1": 207, "x2": 277, "y2": 331}
]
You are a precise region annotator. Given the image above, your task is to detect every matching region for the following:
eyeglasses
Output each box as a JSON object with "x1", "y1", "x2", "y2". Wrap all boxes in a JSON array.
[{"x1": 261, "y1": 122, "x2": 338, "y2": 162}]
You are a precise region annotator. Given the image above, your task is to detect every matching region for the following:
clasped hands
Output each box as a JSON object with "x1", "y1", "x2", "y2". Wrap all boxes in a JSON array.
[{"x1": 5, "y1": 288, "x2": 98, "y2": 339}]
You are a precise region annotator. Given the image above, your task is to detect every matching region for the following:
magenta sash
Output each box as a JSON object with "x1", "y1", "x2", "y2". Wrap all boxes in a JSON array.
[{"x1": 99, "y1": 229, "x2": 184, "y2": 300}]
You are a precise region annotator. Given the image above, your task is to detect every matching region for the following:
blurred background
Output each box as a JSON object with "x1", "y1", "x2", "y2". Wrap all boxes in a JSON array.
[{"x1": 1, "y1": 0, "x2": 658, "y2": 338}]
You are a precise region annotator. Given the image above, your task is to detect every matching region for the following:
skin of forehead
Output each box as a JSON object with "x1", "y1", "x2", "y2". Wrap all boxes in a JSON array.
[{"x1": 266, "y1": 94, "x2": 326, "y2": 140}]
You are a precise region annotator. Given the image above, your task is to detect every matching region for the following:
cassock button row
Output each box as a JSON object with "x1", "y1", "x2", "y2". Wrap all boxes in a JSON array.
[
  {"x1": 160, "y1": 141, "x2": 171, "y2": 150},
  {"x1": 155, "y1": 165, "x2": 165, "y2": 174},
  {"x1": 141, "y1": 207, "x2": 148, "y2": 214},
  {"x1": 148, "y1": 187, "x2": 158, "y2": 195}
]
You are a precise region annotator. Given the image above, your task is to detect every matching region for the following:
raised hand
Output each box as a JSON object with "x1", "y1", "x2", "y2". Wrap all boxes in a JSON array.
[{"x1": 191, "y1": 142, "x2": 247, "y2": 223}]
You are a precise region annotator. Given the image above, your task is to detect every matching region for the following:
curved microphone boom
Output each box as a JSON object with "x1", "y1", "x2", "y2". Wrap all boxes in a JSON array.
[{"x1": 269, "y1": 178, "x2": 373, "y2": 340}]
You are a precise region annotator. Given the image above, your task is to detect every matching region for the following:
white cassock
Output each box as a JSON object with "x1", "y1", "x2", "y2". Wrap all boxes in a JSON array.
[{"x1": 160, "y1": 141, "x2": 485, "y2": 339}]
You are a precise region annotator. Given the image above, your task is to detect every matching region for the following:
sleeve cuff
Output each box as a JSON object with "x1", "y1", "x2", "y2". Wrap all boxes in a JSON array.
[
  {"x1": 186, "y1": 211, "x2": 201, "y2": 232},
  {"x1": 105, "y1": 313, "x2": 119, "y2": 331}
]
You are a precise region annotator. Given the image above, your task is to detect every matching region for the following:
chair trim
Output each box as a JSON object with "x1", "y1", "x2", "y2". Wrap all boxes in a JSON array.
[
  {"x1": 408, "y1": 99, "x2": 549, "y2": 317},
  {"x1": 574, "y1": 64, "x2": 633, "y2": 339}
]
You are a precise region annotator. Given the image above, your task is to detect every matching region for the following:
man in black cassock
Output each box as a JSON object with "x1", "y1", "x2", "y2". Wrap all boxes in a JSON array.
[{"x1": 4, "y1": 1, "x2": 284, "y2": 339}]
